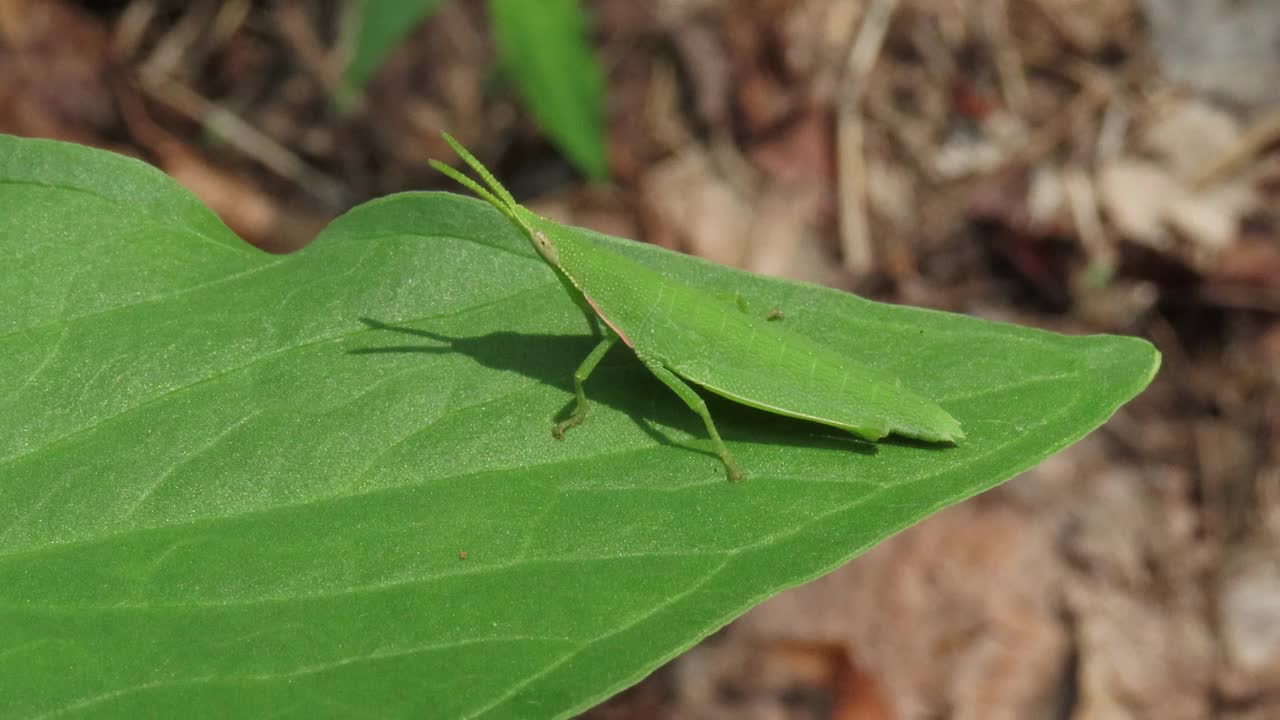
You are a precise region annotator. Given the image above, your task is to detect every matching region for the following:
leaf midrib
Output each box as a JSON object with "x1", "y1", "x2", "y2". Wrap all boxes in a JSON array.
[
  {"x1": 2, "y1": 373, "x2": 1088, "y2": 594},
  {"x1": 1, "y1": 334, "x2": 1121, "y2": 566}
]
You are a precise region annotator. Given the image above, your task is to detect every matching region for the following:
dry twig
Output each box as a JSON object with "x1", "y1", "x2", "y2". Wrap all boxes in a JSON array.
[
  {"x1": 137, "y1": 65, "x2": 347, "y2": 208},
  {"x1": 836, "y1": 0, "x2": 898, "y2": 275},
  {"x1": 1193, "y1": 107, "x2": 1280, "y2": 189}
]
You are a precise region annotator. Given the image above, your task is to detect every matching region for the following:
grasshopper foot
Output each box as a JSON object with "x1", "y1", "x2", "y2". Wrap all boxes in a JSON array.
[
  {"x1": 553, "y1": 411, "x2": 587, "y2": 439},
  {"x1": 720, "y1": 451, "x2": 744, "y2": 482}
]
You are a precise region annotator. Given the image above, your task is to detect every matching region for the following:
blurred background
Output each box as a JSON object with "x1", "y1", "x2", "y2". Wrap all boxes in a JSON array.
[{"x1": 3, "y1": 0, "x2": 1278, "y2": 717}]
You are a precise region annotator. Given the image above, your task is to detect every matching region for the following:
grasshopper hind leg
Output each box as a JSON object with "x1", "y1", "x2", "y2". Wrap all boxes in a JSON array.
[{"x1": 639, "y1": 355, "x2": 744, "y2": 481}]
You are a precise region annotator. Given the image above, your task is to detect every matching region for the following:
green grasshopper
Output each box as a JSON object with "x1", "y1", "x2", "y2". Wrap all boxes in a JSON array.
[{"x1": 430, "y1": 134, "x2": 963, "y2": 481}]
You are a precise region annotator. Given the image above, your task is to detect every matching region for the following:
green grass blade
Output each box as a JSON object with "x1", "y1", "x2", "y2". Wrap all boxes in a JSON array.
[
  {"x1": 486, "y1": 0, "x2": 608, "y2": 180},
  {"x1": 340, "y1": 0, "x2": 447, "y2": 105}
]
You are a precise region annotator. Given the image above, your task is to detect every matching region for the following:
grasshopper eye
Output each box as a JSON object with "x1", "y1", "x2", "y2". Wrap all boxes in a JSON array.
[{"x1": 532, "y1": 230, "x2": 560, "y2": 264}]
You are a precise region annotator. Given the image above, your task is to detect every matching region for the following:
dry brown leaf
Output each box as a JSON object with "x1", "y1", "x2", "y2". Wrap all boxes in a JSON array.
[
  {"x1": 1099, "y1": 154, "x2": 1256, "y2": 259},
  {"x1": 639, "y1": 145, "x2": 753, "y2": 267},
  {"x1": 1218, "y1": 546, "x2": 1280, "y2": 695}
]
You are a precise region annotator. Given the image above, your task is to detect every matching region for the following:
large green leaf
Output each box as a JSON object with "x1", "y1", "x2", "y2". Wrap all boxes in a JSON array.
[
  {"x1": 487, "y1": 0, "x2": 607, "y2": 180},
  {"x1": 0, "y1": 136, "x2": 1157, "y2": 718}
]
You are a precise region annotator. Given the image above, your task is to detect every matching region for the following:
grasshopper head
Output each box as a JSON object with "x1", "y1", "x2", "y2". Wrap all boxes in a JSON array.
[
  {"x1": 430, "y1": 132, "x2": 563, "y2": 268},
  {"x1": 529, "y1": 228, "x2": 561, "y2": 265}
]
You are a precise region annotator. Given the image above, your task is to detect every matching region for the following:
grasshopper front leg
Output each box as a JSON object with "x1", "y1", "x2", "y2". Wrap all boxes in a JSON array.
[{"x1": 553, "y1": 332, "x2": 619, "y2": 439}]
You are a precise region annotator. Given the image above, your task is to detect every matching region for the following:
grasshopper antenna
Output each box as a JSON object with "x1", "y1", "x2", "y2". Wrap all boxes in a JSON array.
[
  {"x1": 430, "y1": 132, "x2": 534, "y2": 233},
  {"x1": 439, "y1": 132, "x2": 518, "y2": 209},
  {"x1": 428, "y1": 158, "x2": 517, "y2": 224}
]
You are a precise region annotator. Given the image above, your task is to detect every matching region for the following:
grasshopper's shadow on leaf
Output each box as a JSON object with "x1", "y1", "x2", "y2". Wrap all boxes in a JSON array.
[{"x1": 352, "y1": 317, "x2": 878, "y2": 459}]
